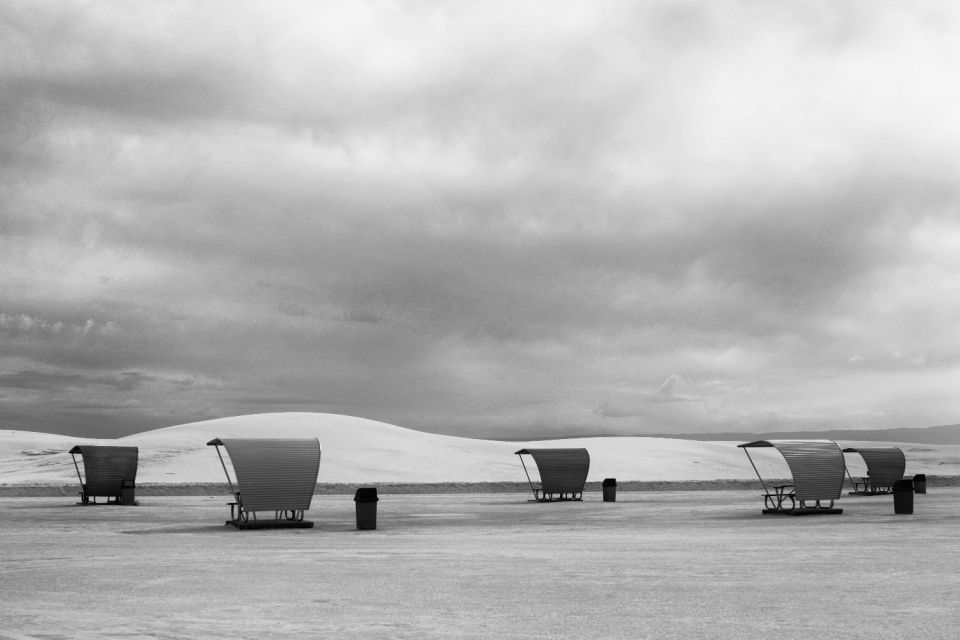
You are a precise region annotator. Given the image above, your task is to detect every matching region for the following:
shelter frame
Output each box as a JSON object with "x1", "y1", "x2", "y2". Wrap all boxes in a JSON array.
[
  {"x1": 515, "y1": 448, "x2": 590, "y2": 502},
  {"x1": 738, "y1": 440, "x2": 845, "y2": 516},
  {"x1": 842, "y1": 447, "x2": 906, "y2": 496},
  {"x1": 207, "y1": 437, "x2": 321, "y2": 529},
  {"x1": 68, "y1": 445, "x2": 138, "y2": 505}
]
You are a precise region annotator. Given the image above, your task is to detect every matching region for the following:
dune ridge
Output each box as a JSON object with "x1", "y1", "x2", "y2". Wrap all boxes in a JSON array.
[{"x1": 3, "y1": 412, "x2": 960, "y2": 486}]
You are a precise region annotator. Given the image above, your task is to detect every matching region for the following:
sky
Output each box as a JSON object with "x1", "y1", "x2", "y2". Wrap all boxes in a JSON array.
[{"x1": 2, "y1": 1, "x2": 960, "y2": 439}]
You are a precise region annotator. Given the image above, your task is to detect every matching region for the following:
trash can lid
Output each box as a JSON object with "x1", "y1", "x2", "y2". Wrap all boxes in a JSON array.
[
  {"x1": 602, "y1": 478, "x2": 617, "y2": 487},
  {"x1": 893, "y1": 479, "x2": 914, "y2": 491},
  {"x1": 913, "y1": 473, "x2": 926, "y2": 480},
  {"x1": 354, "y1": 487, "x2": 379, "y2": 501}
]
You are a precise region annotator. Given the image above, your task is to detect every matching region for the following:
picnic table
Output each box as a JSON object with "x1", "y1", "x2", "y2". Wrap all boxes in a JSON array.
[{"x1": 763, "y1": 484, "x2": 796, "y2": 512}]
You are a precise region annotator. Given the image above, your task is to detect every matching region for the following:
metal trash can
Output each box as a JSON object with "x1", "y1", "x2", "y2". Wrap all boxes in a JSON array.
[
  {"x1": 354, "y1": 487, "x2": 378, "y2": 530},
  {"x1": 893, "y1": 479, "x2": 914, "y2": 514},
  {"x1": 602, "y1": 478, "x2": 617, "y2": 503},
  {"x1": 913, "y1": 473, "x2": 927, "y2": 494},
  {"x1": 120, "y1": 479, "x2": 136, "y2": 506}
]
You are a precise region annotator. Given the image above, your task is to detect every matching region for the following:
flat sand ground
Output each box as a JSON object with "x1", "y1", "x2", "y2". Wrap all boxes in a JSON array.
[{"x1": 2, "y1": 489, "x2": 959, "y2": 640}]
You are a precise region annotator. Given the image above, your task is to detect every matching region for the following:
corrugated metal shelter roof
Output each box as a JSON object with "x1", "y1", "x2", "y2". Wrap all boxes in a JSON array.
[
  {"x1": 515, "y1": 448, "x2": 590, "y2": 498},
  {"x1": 738, "y1": 440, "x2": 845, "y2": 502},
  {"x1": 842, "y1": 447, "x2": 905, "y2": 488},
  {"x1": 207, "y1": 438, "x2": 321, "y2": 513},
  {"x1": 69, "y1": 445, "x2": 138, "y2": 497}
]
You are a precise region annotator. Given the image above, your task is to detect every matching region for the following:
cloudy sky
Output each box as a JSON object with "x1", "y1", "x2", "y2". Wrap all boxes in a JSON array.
[{"x1": 2, "y1": 1, "x2": 960, "y2": 438}]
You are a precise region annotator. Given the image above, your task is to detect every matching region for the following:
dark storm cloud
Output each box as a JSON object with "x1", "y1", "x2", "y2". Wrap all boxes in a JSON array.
[{"x1": 0, "y1": 369, "x2": 150, "y2": 392}]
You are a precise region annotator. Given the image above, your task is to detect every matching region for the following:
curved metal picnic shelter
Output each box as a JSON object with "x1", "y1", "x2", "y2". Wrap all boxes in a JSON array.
[
  {"x1": 515, "y1": 448, "x2": 590, "y2": 501},
  {"x1": 842, "y1": 446, "x2": 905, "y2": 495},
  {"x1": 69, "y1": 445, "x2": 138, "y2": 505},
  {"x1": 738, "y1": 440, "x2": 845, "y2": 515},
  {"x1": 207, "y1": 437, "x2": 321, "y2": 528}
]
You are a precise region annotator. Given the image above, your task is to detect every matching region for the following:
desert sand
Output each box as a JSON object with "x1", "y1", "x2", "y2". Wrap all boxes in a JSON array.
[{"x1": 1, "y1": 489, "x2": 958, "y2": 639}]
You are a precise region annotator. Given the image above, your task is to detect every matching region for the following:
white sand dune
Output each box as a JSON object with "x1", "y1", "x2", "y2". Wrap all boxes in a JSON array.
[{"x1": 2, "y1": 412, "x2": 958, "y2": 485}]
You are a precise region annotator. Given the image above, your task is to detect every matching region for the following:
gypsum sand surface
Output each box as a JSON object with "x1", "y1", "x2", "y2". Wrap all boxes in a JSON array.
[{"x1": 1, "y1": 489, "x2": 959, "y2": 640}]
